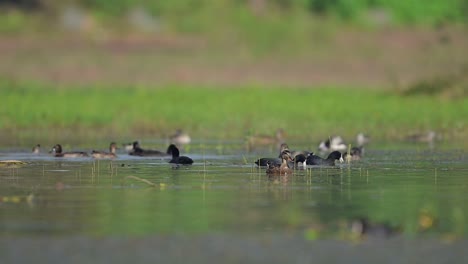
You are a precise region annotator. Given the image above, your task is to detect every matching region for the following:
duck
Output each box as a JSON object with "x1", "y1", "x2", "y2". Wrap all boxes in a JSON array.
[
  {"x1": 32, "y1": 144, "x2": 40, "y2": 154},
  {"x1": 306, "y1": 151, "x2": 343, "y2": 166},
  {"x1": 129, "y1": 141, "x2": 168, "y2": 157},
  {"x1": 266, "y1": 150, "x2": 293, "y2": 175},
  {"x1": 246, "y1": 128, "x2": 286, "y2": 152},
  {"x1": 167, "y1": 144, "x2": 193, "y2": 165},
  {"x1": 91, "y1": 142, "x2": 117, "y2": 159},
  {"x1": 318, "y1": 136, "x2": 347, "y2": 152},
  {"x1": 344, "y1": 146, "x2": 363, "y2": 162},
  {"x1": 169, "y1": 129, "x2": 191, "y2": 146},
  {"x1": 51, "y1": 144, "x2": 88, "y2": 158},
  {"x1": 255, "y1": 157, "x2": 281, "y2": 167},
  {"x1": 254, "y1": 143, "x2": 290, "y2": 167},
  {"x1": 350, "y1": 218, "x2": 400, "y2": 239},
  {"x1": 123, "y1": 141, "x2": 136, "y2": 153},
  {"x1": 406, "y1": 130, "x2": 437, "y2": 143},
  {"x1": 356, "y1": 133, "x2": 370, "y2": 147},
  {"x1": 291, "y1": 150, "x2": 310, "y2": 166}
]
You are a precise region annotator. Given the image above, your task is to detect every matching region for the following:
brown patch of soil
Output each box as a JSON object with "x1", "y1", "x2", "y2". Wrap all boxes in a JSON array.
[{"x1": 1, "y1": 27, "x2": 467, "y2": 88}]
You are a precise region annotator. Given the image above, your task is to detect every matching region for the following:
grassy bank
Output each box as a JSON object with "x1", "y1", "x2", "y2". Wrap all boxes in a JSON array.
[{"x1": 1, "y1": 81, "x2": 466, "y2": 146}]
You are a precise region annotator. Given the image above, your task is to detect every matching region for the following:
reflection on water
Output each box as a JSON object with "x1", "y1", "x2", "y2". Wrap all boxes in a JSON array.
[{"x1": 0, "y1": 145, "x2": 466, "y2": 240}]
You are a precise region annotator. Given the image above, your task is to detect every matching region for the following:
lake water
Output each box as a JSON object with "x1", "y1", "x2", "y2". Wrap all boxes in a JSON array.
[{"x1": 0, "y1": 141, "x2": 466, "y2": 263}]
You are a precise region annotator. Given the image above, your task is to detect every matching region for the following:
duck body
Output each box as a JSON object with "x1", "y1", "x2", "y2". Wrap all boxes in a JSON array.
[
  {"x1": 406, "y1": 131, "x2": 437, "y2": 143},
  {"x1": 129, "y1": 142, "x2": 168, "y2": 157},
  {"x1": 167, "y1": 144, "x2": 193, "y2": 165},
  {"x1": 266, "y1": 150, "x2": 293, "y2": 175},
  {"x1": 32, "y1": 144, "x2": 40, "y2": 154},
  {"x1": 254, "y1": 143, "x2": 289, "y2": 167},
  {"x1": 255, "y1": 158, "x2": 281, "y2": 167},
  {"x1": 344, "y1": 146, "x2": 362, "y2": 162},
  {"x1": 51, "y1": 144, "x2": 88, "y2": 158},
  {"x1": 291, "y1": 151, "x2": 309, "y2": 164},
  {"x1": 306, "y1": 151, "x2": 343, "y2": 166},
  {"x1": 318, "y1": 136, "x2": 347, "y2": 152},
  {"x1": 92, "y1": 142, "x2": 117, "y2": 159},
  {"x1": 356, "y1": 133, "x2": 370, "y2": 147},
  {"x1": 169, "y1": 129, "x2": 191, "y2": 145},
  {"x1": 351, "y1": 218, "x2": 400, "y2": 239},
  {"x1": 123, "y1": 142, "x2": 136, "y2": 153},
  {"x1": 247, "y1": 129, "x2": 285, "y2": 152}
]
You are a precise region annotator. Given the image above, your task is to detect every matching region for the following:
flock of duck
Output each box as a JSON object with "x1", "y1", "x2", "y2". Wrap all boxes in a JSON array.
[
  {"x1": 30, "y1": 129, "x2": 194, "y2": 166},
  {"x1": 26, "y1": 128, "x2": 440, "y2": 175},
  {"x1": 18, "y1": 129, "x2": 441, "y2": 238},
  {"x1": 27, "y1": 128, "x2": 377, "y2": 174},
  {"x1": 254, "y1": 133, "x2": 369, "y2": 176}
]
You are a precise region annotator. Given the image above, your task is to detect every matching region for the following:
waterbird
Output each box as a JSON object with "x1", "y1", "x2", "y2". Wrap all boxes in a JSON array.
[
  {"x1": 344, "y1": 146, "x2": 363, "y2": 162},
  {"x1": 266, "y1": 150, "x2": 293, "y2": 175},
  {"x1": 129, "y1": 141, "x2": 168, "y2": 157},
  {"x1": 306, "y1": 151, "x2": 343, "y2": 166},
  {"x1": 246, "y1": 128, "x2": 286, "y2": 152},
  {"x1": 32, "y1": 144, "x2": 40, "y2": 154},
  {"x1": 406, "y1": 130, "x2": 437, "y2": 143},
  {"x1": 167, "y1": 144, "x2": 193, "y2": 165},
  {"x1": 91, "y1": 142, "x2": 117, "y2": 159},
  {"x1": 291, "y1": 150, "x2": 310, "y2": 167},
  {"x1": 318, "y1": 136, "x2": 347, "y2": 152},
  {"x1": 350, "y1": 218, "x2": 401, "y2": 239},
  {"x1": 356, "y1": 132, "x2": 370, "y2": 147},
  {"x1": 51, "y1": 144, "x2": 88, "y2": 158},
  {"x1": 254, "y1": 142, "x2": 290, "y2": 167},
  {"x1": 169, "y1": 129, "x2": 191, "y2": 146},
  {"x1": 123, "y1": 141, "x2": 137, "y2": 153}
]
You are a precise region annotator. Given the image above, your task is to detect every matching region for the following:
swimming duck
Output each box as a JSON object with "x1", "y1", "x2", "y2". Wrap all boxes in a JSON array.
[
  {"x1": 129, "y1": 141, "x2": 167, "y2": 157},
  {"x1": 254, "y1": 143, "x2": 308, "y2": 167},
  {"x1": 91, "y1": 142, "x2": 117, "y2": 159},
  {"x1": 254, "y1": 143, "x2": 290, "y2": 167},
  {"x1": 123, "y1": 141, "x2": 137, "y2": 153},
  {"x1": 356, "y1": 133, "x2": 370, "y2": 147},
  {"x1": 169, "y1": 129, "x2": 191, "y2": 146},
  {"x1": 32, "y1": 144, "x2": 40, "y2": 154},
  {"x1": 266, "y1": 150, "x2": 293, "y2": 175},
  {"x1": 247, "y1": 129, "x2": 286, "y2": 152},
  {"x1": 318, "y1": 136, "x2": 347, "y2": 152},
  {"x1": 344, "y1": 146, "x2": 363, "y2": 162},
  {"x1": 306, "y1": 151, "x2": 343, "y2": 166},
  {"x1": 51, "y1": 144, "x2": 88, "y2": 158},
  {"x1": 291, "y1": 150, "x2": 310, "y2": 165},
  {"x1": 350, "y1": 218, "x2": 400, "y2": 239},
  {"x1": 406, "y1": 130, "x2": 437, "y2": 143},
  {"x1": 167, "y1": 144, "x2": 193, "y2": 165},
  {"x1": 255, "y1": 157, "x2": 281, "y2": 167}
]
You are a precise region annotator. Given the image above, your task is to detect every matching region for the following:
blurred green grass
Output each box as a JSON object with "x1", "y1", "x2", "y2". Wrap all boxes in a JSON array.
[{"x1": 1, "y1": 80, "x2": 466, "y2": 143}]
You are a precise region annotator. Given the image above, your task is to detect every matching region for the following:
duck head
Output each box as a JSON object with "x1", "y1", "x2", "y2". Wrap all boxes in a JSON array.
[
  {"x1": 328, "y1": 151, "x2": 344, "y2": 163},
  {"x1": 51, "y1": 144, "x2": 63, "y2": 154},
  {"x1": 167, "y1": 144, "x2": 180, "y2": 157}
]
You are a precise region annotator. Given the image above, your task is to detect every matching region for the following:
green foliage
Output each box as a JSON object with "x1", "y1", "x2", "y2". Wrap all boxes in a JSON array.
[
  {"x1": 1, "y1": 80, "x2": 466, "y2": 142},
  {"x1": 0, "y1": 9, "x2": 28, "y2": 33}
]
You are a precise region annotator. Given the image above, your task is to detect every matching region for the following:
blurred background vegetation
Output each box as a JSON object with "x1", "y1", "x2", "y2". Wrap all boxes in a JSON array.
[{"x1": 0, "y1": 0, "x2": 467, "y2": 144}]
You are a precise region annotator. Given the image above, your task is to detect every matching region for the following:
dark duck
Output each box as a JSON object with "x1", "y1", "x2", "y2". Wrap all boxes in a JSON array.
[
  {"x1": 129, "y1": 141, "x2": 167, "y2": 157},
  {"x1": 306, "y1": 151, "x2": 343, "y2": 166},
  {"x1": 51, "y1": 144, "x2": 88, "y2": 158},
  {"x1": 167, "y1": 144, "x2": 193, "y2": 165}
]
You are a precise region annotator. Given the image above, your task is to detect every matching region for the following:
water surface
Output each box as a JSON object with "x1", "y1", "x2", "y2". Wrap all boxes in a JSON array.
[{"x1": 0, "y1": 142, "x2": 466, "y2": 262}]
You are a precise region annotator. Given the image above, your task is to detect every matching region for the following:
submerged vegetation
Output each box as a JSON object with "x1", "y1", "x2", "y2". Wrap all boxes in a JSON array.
[{"x1": 1, "y1": 79, "x2": 466, "y2": 145}]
